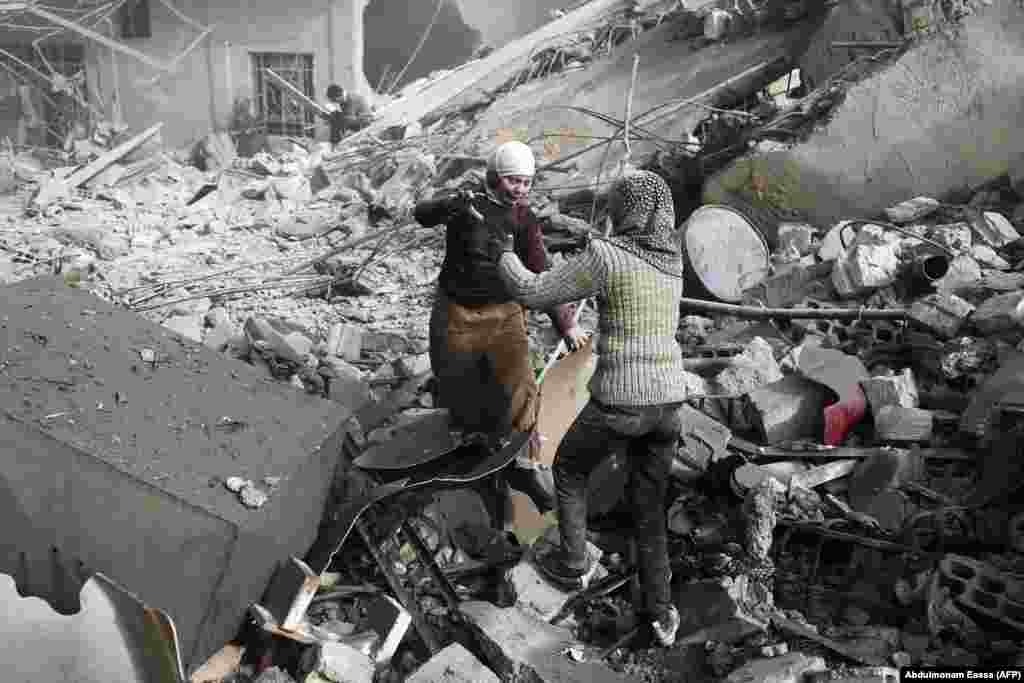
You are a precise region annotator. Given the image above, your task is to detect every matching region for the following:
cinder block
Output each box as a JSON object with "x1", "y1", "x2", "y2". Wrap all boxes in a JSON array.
[
  {"x1": 939, "y1": 554, "x2": 1024, "y2": 632},
  {"x1": 0, "y1": 277, "x2": 351, "y2": 672}
]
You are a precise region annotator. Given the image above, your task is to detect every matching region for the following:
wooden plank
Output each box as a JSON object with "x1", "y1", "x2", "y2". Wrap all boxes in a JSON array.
[{"x1": 33, "y1": 123, "x2": 164, "y2": 208}]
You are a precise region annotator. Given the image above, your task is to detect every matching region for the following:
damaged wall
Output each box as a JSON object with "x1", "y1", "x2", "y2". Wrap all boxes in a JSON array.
[
  {"x1": 363, "y1": 0, "x2": 481, "y2": 91},
  {"x1": 3, "y1": 0, "x2": 371, "y2": 149},
  {"x1": 704, "y1": 0, "x2": 1024, "y2": 228}
]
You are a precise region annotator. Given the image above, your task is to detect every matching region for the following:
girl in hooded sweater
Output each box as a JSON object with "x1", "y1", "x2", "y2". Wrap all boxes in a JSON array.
[{"x1": 498, "y1": 170, "x2": 688, "y2": 647}]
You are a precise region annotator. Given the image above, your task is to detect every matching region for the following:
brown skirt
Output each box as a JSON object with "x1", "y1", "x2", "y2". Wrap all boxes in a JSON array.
[{"x1": 428, "y1": 286, "x2": 540, "y2": 437}]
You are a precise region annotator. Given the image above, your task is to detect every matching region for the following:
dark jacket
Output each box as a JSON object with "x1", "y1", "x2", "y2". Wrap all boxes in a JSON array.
[
  {"x1": 324, "y1": 94, "x2": 373, "y2": 143},
  {"x1": 414, "y1": 186, "x2": 573, "y2": 333}
]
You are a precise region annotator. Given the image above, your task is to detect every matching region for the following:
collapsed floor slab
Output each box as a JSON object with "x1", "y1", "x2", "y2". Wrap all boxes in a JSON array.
[{"x1": 0, "y1": 277, "x2": 351, "y2": 672}]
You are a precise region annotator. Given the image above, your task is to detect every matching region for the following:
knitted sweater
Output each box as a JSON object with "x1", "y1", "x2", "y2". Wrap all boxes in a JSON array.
[{"x1": 499, "y1": 238, "x2": 688, "y2": 407}]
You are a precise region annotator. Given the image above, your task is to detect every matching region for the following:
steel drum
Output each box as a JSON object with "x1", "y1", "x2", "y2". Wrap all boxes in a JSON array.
[{"x1": 681, "y1": 204, "x2": 771, "y2": 303}]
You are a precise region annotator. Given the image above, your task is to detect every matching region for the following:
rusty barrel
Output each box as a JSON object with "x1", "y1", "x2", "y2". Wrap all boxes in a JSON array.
[{"x1": 681, "y1": 203, "x2": 773, "y2": 303}]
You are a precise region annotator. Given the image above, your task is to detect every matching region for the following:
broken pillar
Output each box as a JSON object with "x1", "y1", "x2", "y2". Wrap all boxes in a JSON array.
[{"x1": 0, "y1": 276, "x2": 351, "y2": 672}]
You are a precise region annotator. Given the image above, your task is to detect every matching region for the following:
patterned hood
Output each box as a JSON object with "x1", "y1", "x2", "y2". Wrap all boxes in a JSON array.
[{"x1": 602, "y1": 171, "x2": 682, "y2": 278}]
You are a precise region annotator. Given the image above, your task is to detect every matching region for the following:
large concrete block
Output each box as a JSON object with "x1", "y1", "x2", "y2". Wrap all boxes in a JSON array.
[{"x1": 0, "y1": 277, "x2": 351, "y2": 672}]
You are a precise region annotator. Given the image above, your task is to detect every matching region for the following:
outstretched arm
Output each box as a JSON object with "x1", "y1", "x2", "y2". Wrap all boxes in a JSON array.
[
  {"x1": 517, "y1": 214, "x2": 576, "y2": 337},
  {"x1": 499, "y1": 239, "x2": 606, "y2": 310}
]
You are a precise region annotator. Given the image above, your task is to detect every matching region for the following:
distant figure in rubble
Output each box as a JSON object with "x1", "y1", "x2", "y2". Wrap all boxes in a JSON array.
[
  {"x1": 323, "y1": 84, "x2": 373, "y2": 144},
  {"x1": 498, "y1": 170, "x2": 688, "y2": 647},
  {"x1": 413, "y1": 141, "x2": 587, "y2": 525}
]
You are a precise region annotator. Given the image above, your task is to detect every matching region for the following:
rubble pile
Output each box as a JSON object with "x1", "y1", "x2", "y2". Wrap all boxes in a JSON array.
[{"x1": 4, "y1": 1, "x2": 1024, "y2": 681}]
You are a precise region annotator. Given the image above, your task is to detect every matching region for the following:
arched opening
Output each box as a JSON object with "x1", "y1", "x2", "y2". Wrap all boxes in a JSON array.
[{"x1": 362, "y1": 0, "x2": 482, "y2": 95}]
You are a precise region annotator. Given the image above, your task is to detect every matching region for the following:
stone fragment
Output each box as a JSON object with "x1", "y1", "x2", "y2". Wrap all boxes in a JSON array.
[
  {"x1": 459, "y1": 601, "x2": 636, "y2": 683},
  {"x1": 327, "y1": 323, "x2": 363, "y2": 362},
  {"x1": 971, "y1": 244, "x2": 1010, "y2": 269},
  {"x1": 508, "y1": 525, "x2": 606, "y2": 622},
  {"x1": 394, "y1": 353, "x2": 430, "y2": 378},
  {"x1": 884, "y1": 196, "x2": 939, "y2": 224},
  {"x1": 747, "y1": 375, "x2": 830, "y2": 444},
  {"x1": 928, "y1": 223, "x2": 972, "y2": 254},
  {"x1": 163, "y1": 314, "x2": 203, "y2": 342},
  {"x1": 971, "y1": 291, "x2": 1024, "y2": 335},
  {"x1": 319, "y1": 356, "x2": 374, "y2": 413},
  {"x1": 861, "y1": 369, "x2": 919, "y2": 416},
  {"x1": 908, "y1": 294, "x2": 975, "y2": 339},
  {"x1": 204, "y1": 324, "x2": 234, "y2": 352},
  {"x1": 302, "y1": 641, "x2": 374, "y2": 683},
  {"x1": 934, "y1": 255, "x2": 982, "y2": 293},
  {"x1": 714, "y1": 337, "x2": 782, "y2": 395},
  {"x1": 832, "y1": 240, "x2": 901, "y2": 296},
  {"x1": 969, "y1": 210, "x2": 1020, "y2": 248},
  {"x1": 205, "y1": 306, "x2": 232, "y2": 329},
  {"x1": 777, "y1": 222, "x2": 817, "y2": 256},
  {"x1": 874, "y1": 406, "x2": 933, "y2": 442}
]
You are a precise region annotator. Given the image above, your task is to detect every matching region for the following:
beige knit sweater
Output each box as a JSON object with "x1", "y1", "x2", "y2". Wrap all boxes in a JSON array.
[{"x1": 499, "y1": 238, "x2": 689, "y2": 406}]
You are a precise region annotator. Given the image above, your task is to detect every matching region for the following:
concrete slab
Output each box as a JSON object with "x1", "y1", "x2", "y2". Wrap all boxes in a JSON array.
[
  {"x1": 0, "y1": 277, "x2": 351, "y2": 672},
  {"x1": 460, "y1": 601, "x2": 639, "y2": 683},
  {"x1": 406, "y1": 643, "x2": 499, "y2": 683},
  {"x1": 706, "y1": 1, "x2": 1024, "y2": 229}
]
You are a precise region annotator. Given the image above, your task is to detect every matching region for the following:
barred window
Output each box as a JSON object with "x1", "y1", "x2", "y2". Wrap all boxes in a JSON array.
[{"x1": 251, "y1": 53, "x2": 316, "y2": 138}]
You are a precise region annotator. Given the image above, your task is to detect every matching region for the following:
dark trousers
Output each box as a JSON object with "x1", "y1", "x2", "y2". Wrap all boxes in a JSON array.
[{"x1": 554, "y1": 398, "x2": 682, "y2": 617}]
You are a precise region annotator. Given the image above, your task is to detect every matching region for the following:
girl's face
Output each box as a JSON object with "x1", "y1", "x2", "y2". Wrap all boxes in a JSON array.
[{"x1": 496, "y1": 175, "x2": 532, "y2": 204}]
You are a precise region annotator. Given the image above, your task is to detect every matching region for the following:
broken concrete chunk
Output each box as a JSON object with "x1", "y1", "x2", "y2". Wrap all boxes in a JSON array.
[
  {"x1": 969, "y1": 210, "x2": 1021, "y2": 248},
  {"x1": 304, "y1": 641, "x2": 374, "y2": 683},
  {"x1": 394, "y1": 353, "x2": 431, "y2": 378},
  {"x1": 971, "y1": 244, "x2": 1011, "y2": 269},
  {"x1": 327, "y1": 323, "x2": 363, "y2": 362},
  {"x1": 714, "y1": 337, "x2": 782, "y2": 395},
  {"x1": 861, "y1": 369, "x2": 919, "y2": 416},
  {"x1": 971, "y1": 291, "x2": 1024, "y2": 335},
  {"x1": 831, "y1": 240, "x2": 901, "y2": 297},
  {"x1": 163, "y1": 314, "x2": 204, "y2": 343},
  {"x1": 205, "y1": 306, "x2": 232, "y2": 329},
  {"x1": 928, "y1": 223, "x2": 972, "y2": 254},
  {"x1": 724, "y1": 652, "x2": 827, "y2": 683},
  {"x1": 884, "y1": 196, "x2": 939, "y2": 224},
  {"x1": 508, "y1": 525, "x2": 607, "y2": 622},
  {"x1": 747, "y1": 375, "x2": 830, "y2": 444},
  {"x1": 874, "y1": 406, "x2": 933, "y2": 442},
  {"x1": 406, "y1": 643, "x2": 499, "y2": 683},
  {"x1": 460, "y1": 601, "x2": 636, "y2": 683},
  {"x1": 240, "y1": 484, "x2": 269, "y2": 509},
  {"x1": 908, "y1": 293, "x2": 975, "y2": 339},
  {"x1": 204, "y1": 324, "x2": 234, "y2": 352},
  {"x1": 934, "y1": 254, "x2": 982, "y2": 293},
  {"x1": 777, "y1": 223, "x2": 817, "y2": 256}
]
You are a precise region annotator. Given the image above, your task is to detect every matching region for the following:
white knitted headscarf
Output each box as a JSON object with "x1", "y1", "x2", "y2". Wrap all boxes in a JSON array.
[{"x1": 488, "y1": 141, "x2": 536, "y2": 178}]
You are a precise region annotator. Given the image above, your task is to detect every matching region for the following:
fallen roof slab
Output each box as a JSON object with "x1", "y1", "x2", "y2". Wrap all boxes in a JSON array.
[{"x1": 0, "y1": 276, "x2": 351, "y2": 672}]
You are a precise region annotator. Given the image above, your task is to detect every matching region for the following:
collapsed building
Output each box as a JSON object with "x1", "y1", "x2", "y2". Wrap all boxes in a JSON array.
[{"x1": 3, "y1": 0, "x2": 1024, "y2": 681}]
